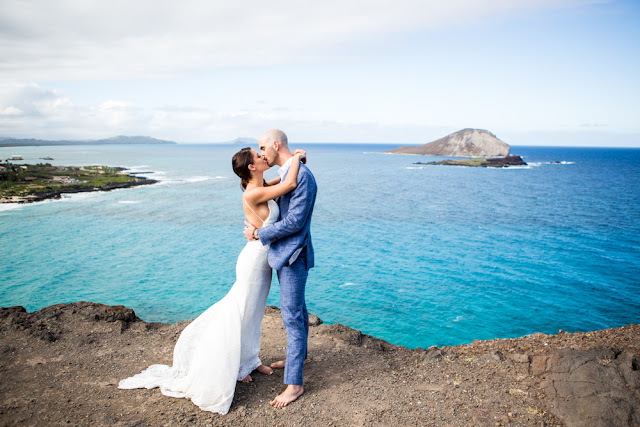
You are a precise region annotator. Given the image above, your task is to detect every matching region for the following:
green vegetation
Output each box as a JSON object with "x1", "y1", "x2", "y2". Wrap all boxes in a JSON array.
[
  {"x1": 0, "y1": 163, "x2": 154, "y2": 201},
  {"x1": 416, "y1": 155, "x2": 527, "y2": 168},
  {"x1": 435, "y1": 158, "x2": 488, "y2": 167}
]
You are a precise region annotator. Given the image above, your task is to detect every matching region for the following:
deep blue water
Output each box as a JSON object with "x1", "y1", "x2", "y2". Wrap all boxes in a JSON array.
[{"x1": 1, "y1": 143, "x2": 639, "y2": 348}]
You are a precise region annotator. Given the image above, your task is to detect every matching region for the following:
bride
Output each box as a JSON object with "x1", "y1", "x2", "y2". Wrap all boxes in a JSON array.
[{"x1": 118, "y1": 147, "x2": 305, "y2": 414}]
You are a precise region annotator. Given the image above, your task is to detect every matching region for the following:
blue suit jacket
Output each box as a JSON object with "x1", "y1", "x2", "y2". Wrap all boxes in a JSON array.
[{"x1": 258, "y1": 163, "x2": 317, "y2": 271}]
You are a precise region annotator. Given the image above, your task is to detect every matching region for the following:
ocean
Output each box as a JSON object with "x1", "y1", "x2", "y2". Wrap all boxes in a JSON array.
[{"x1": 1, "y1": 143, "x2": 639, "y2": 349}]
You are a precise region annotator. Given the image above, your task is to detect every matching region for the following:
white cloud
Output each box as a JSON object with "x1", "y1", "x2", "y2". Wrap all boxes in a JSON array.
[
  {"x1": 0, "y1": 0, "x2": 594, "y2": 80},
  {"x1": 1, "y1": 106, "x2": 23, "y2": 116},
  {"x1": 0, "y1": 82, "x2": 290, "y2": 141},
  {"x1": 0, "y1": 83, "x2": 143, "y2": 139},
  {"x1": 0, "y1": 82, "x2": 73, "y2": 116},
  {"x1": 0, "y1": 82, "x2": 445, "y2": 142}
]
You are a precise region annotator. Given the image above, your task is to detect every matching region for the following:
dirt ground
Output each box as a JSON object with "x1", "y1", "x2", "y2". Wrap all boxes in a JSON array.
[{"x1": 1, "y1": 302, "x2": 638, "y2": 426}]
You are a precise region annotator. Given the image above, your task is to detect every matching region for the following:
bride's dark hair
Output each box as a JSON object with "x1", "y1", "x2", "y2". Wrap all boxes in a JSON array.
[{"x1": 232, "y1": 147, "x2": 254, "y2": 190}]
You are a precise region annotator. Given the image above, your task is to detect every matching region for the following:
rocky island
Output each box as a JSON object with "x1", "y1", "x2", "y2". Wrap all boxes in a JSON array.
[
  {"x1": 1, "y1": 302, "x2": 638, "y2": 426},
  {"x1": 0, "y1": 163, "x2": 156, "y2": 204},
  {"x1": 417, "y1": 155, "x2": 528, "y2": 168},
  {"x1": 386, "y1": 129, "x2": 511, "y2": 157}
]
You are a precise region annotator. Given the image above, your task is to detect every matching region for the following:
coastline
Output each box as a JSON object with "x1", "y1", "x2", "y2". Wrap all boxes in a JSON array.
[
  {"x1": 1, "y1": 302, "x2": 638, "y2": 426},
  {"x1": 0, "y1": 178, "x2": 157, "y2": 204},
  {"x1": 0, "y1": 165, "x2": 157, "y2": 205}
]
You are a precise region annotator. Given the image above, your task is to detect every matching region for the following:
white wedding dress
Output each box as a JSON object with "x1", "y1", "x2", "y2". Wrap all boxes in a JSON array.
[{"x1": 118, "y1": 200, "x2": 278, "y2": 414}]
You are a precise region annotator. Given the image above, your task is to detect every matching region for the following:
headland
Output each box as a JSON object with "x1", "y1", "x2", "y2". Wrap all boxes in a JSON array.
[{"x1": 0, "y1": 163, "x2": 157, "y2": 204}]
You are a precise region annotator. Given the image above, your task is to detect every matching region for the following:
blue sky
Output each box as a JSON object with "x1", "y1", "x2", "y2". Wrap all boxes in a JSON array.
[{"x1": 0, "y1": 0, "x2": 638, "y2": 146}]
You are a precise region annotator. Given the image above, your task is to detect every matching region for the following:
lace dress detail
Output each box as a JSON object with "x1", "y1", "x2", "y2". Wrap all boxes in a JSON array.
[{"x1": 118, "y1": 200, "x2": 279, "y2": 414}]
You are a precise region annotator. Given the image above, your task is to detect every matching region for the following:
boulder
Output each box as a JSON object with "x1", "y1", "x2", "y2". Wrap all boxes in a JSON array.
[{"x1": 535, "y1": 347, "x2": 640, "y2": 427}]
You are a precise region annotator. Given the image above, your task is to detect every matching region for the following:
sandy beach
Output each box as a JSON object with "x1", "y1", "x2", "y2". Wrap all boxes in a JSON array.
[{"x1": 1, "y1": 302, "x2": 638, "y2": 426}]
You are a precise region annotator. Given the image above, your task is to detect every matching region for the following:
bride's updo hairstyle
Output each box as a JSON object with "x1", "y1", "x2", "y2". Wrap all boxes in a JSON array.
[{"x1": 232, "y1": 147, "x2": 254, "y2": 190}]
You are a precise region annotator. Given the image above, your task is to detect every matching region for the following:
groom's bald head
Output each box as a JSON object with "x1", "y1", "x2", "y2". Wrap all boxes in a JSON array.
[
  {"x1": 259, "y1": 129, "x2": 291, "y2": 167},
  {"x1": 259, "y1": 129, "x2": 288, "y2": 148}
]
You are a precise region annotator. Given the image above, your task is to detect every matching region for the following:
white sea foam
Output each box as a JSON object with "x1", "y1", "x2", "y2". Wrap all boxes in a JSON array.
[
  {"x1": 340, "y1": 282, "x2": 358, "y2": 287},
  {"x1": 185, "y1": 176, "x2": 212, "y2": 183},
  {"x1": 501, "y1": 165, "x2": 532, "y2": 170},
  {"x1": 405, "y1": 166, "x2": 425, "y2": 170},
  {"x1": 145, "y1": 172, "x2": 167, "y2": 180},
  {"x1": 0, "y1": 204, "x2": 24, "y2": 212},
  {"x1": 215, "y1": 176, "x2": 226, "y2": 179},
  {"x1": 59, "y1": 192, "x2": 103, "y2": 202},
  {"x1": 154, "y1": 179, "x2": 181, "y2": 186},
  {"x1": 118, "y1": 201, "x2": 140, "y2": 204}
]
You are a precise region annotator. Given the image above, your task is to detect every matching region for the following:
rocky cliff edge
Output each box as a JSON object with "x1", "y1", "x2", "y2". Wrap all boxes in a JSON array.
[{"x1": 1, "y1": 302, "x2": 638, "y2": 426}]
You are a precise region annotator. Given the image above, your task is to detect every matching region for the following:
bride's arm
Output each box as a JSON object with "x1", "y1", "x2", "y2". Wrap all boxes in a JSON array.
[
  {"x1": 264, "y1": 150, "x2": 306, "y2": 187},
  {"x1": 265, "y1": 177, "x2": 281, "y2": 186},
  {"x1": 244, "y1": 153, "x2": 303, "y2": 205}
]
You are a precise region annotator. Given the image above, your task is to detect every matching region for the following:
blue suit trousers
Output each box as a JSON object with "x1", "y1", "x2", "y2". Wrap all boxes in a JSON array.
[{"x1": 277, "y1": 251, "x2": 309, "y2": 385}]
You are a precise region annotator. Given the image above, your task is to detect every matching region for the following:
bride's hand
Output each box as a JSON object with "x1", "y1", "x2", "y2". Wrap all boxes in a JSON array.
[
  {"x1": 293, "y1": 149, "x2": 307, "y2": 164},
  {"x1": 244, "y1": 220, "x2": 257, "y2": 241}
]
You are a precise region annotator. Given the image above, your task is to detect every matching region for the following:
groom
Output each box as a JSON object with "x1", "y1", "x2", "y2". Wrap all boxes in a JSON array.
[{"x1": 243, "y1": 129, "x2": 317, "y2": 408}]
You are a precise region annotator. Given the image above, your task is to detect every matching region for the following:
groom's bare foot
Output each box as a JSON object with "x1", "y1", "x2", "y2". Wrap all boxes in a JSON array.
[
  {"x1": 240, "y1": 374, "x2": 252, "y2": 383},
  {"x1": 256, "y1": 364, "x2": 273, "y2": 375},
  {"x1": 269, "y1": 385, "x2": 304, "y2": 408},
  {"x1": 270, "y1": 360, "x2": 286, "y2": 369},
  {"x1": 270, "y1": 359, "x2": 308, "y2": 369}
]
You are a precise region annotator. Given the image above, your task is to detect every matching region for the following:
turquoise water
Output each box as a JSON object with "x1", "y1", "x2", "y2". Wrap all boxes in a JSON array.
[{"x1": 1, "y1": 144, "x2": 639, "y2": 348}]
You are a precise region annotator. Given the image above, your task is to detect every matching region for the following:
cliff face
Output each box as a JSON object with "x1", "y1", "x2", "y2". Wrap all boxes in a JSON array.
[{"x1": 387, "y1": 129, "x2": 510, "y2": 157}]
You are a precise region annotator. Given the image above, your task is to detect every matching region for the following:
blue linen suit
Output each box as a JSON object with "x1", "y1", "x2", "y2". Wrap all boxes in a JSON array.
[{"x1": 257, "y1": 163, "x2": 317, "y2": 385}]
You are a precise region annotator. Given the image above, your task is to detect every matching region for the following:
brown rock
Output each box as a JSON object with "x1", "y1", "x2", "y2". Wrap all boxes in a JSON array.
[
  {"x1": 530, "y1": 355, "x2": 549, "y2": 376},
  {"x1": 317, "y1": 323, "x2": 362, "y2": 346},
  {"x1": 308, "y1": 314, "x2": 323, "y2": 327},
  {"x1": 535, "y1": 348, "x2": 640, "y2": 426},
  {"x1": 1, "y1": 302, "x2": 638, "y2": 427}
]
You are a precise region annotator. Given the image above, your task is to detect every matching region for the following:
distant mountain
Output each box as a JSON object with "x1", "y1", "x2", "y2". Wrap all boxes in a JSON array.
[
  {"x1": 93, "y1": 136, "x2": 176, "y2": 145},
  {"x1": 0, "y1": 135, "x2": 177, "y2": 147},
  {"x1": 228, "y1": 137, "x2": 259, "y2": 145},
  {"x1": 386, "y1": 129, "x2": 510, "y2": 157}
]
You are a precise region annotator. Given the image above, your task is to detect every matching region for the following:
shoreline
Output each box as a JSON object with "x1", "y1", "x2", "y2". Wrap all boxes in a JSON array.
[
  {"x1": 0, "y1": 178, "x2": 158, "y2": 205},
  {"x1": 1, "y1": 302, "x2": 638, "y2": 426},
  {"x1": 0, "y1": 164, "x2": 157, "y2": 205}
]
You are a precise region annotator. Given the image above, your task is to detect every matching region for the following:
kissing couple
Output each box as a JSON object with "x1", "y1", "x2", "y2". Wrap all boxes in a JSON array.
[{"x1": 119, "y1": 129, "x2": 317, "y2": 414}]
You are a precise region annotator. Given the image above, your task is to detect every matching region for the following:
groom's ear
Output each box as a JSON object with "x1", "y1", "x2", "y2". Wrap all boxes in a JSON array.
[{"x1": 272, "y1": 141, "x2": 280, "y2": 152}]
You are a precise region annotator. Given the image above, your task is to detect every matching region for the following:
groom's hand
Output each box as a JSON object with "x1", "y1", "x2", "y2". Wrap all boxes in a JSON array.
[{"x1": 244, "y1": 220, "x2": 257, "y2": 241}]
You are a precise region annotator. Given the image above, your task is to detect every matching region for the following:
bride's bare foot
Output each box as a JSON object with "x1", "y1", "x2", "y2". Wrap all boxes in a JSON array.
[
  {"x1": 256, "y1": 364, "x2": 273, "y2": 375},
  {"x1": 240, "y1": 374, "x2": 252, "y2": 383},
  {"x1": 269, "y1": 385, "x2": 304, "y2": 408},
  {"x1": 270, "y1": 359, "x2": 308, "y2": 369}
]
